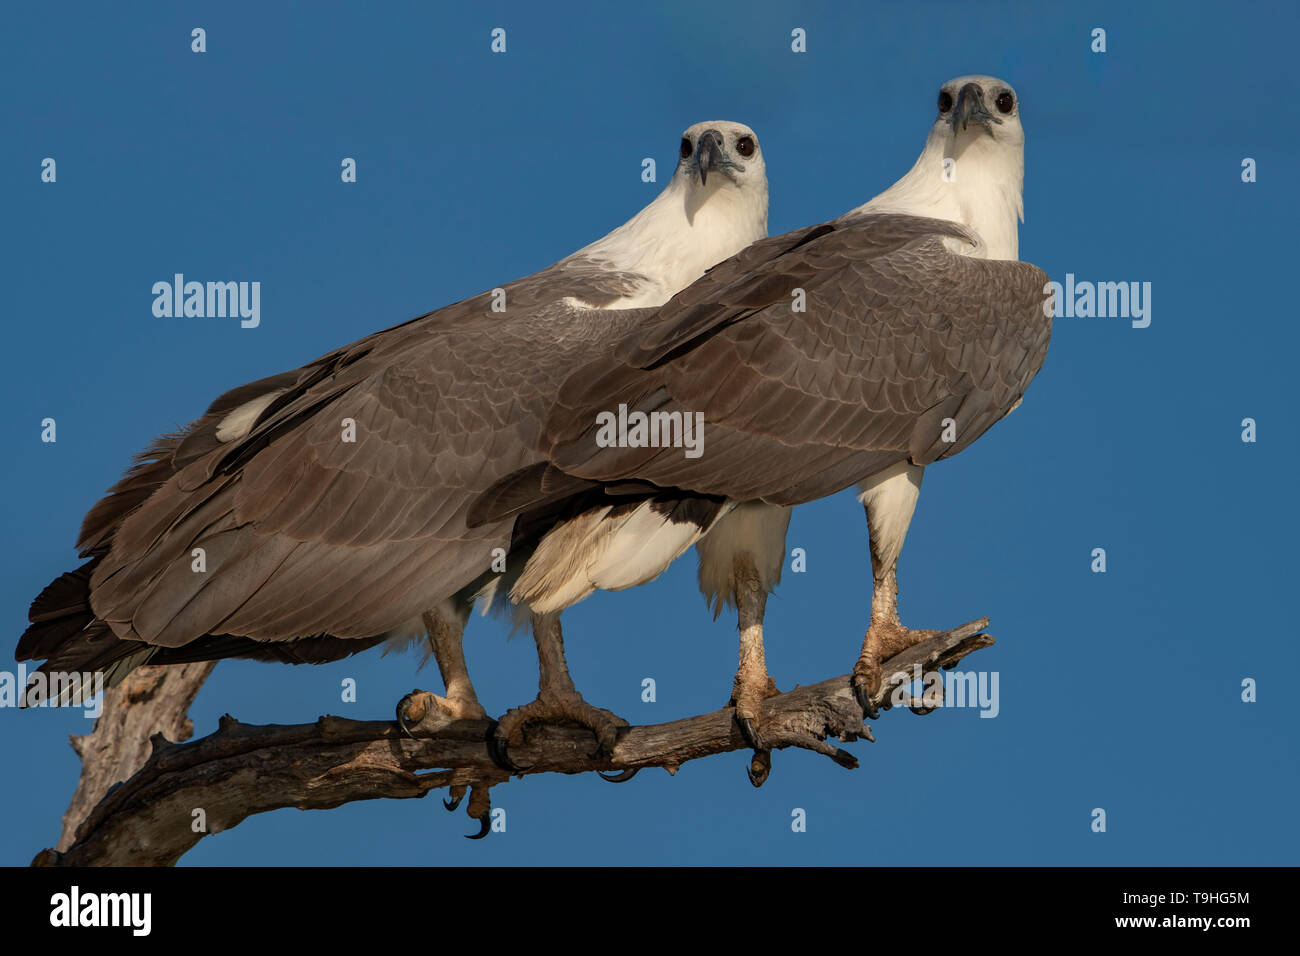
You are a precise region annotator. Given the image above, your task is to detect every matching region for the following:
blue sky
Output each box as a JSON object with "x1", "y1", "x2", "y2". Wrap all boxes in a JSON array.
[{"x1": 2, "y1": 1, "x2": 1296, "y2": 865}]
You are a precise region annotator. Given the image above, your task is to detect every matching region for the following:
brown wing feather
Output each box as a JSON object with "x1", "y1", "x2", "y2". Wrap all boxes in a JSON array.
[
  {"x1": 532, "y1": 213, "x2": 1050, "y2": 508},
  {"x1": 25, "y1": 262, "x2": 657, "y2": 665}
]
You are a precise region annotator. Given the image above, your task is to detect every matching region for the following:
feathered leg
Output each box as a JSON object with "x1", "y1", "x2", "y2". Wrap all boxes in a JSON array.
[
  {"x1": 728, "y1": 551, "x2": 782, "y2": 786},
  {"x1": 852, "y1": 463, "x2": 941, "y2": 719},
  {"x1": 393, "y1": 607, "x2": 505, "y2": 835}
]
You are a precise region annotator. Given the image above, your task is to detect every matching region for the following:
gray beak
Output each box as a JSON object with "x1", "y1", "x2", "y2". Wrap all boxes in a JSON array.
[
  {"x1": 694, "y1": 129, "x2": 724, "y2": 185},
  {"x1": 950, "y1": 82, "x2": 999, "y2": 133}
]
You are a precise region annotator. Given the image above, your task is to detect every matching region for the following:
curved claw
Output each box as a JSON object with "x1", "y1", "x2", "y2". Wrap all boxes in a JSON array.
[
  {"x1": 746, "y1": 749, "x2": 772, "y2": 788},
  {"x1": 465, "y1": 815, "x2": 491, "y2": 840},
  {"x1": 395, "y1": 696, "x2": 417, "y2": 738},
  {"x1": 486, "y1": 722, "x2": 531, "y2": 773},
  {"x1": 736, "y1": 715, "x2": 764, "y2": 752},
  {"x1": 908, "y1": 678, "x2": 944, "y2": 716},
  {"x1": 853, "y1": 683, "x2": 880, "y2": 721},
  {"x1": 596, "y1": 768, "x2": 640, "y2": 783},
  {"x1": 443, "y1": 794, "x2": 464, "y2": 812},
  {"x1": 586, "y1": 723, "x2": 623, "y2": 761}
]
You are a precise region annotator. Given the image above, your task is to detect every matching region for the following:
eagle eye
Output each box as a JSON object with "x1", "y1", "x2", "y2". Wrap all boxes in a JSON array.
[
  {"x1": 995, "y1": 92, "x2": 1015, "y2": 114},
  {"x1": 735, "y1": 135, "x2": 755, "y2": 157},
  {"x1": 938, "y1": 90, "x2": 953, "y2": 112},
  {"x1": 680, "y1": 137, "x2": 692, "y2": 159}
]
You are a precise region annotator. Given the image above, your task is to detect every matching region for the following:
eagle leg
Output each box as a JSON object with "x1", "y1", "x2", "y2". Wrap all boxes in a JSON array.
[
  {"x1": 424, "y1": 609, "x2": 488, "y2": 721},
  {"x1": 491, "y1": 613, "x2": 629, "y2": 768},
  {"x1": 852, "y1": 565, "x2": 941, "y2": 720},
  {"x1": 853, "y1": 468, "x2": 943, "y2": 720},
  {"x1": 395, "y1": 611, "x2": 488, "y2": 737},
  {"x1": 727, "y1": 552, "x2": 782, "y2": 787}
]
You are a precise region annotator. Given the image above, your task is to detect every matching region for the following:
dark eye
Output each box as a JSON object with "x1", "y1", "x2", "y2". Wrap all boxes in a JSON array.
[
  {"x1": 680, "y1": 137, "x2": 692, "y2": 159},
  {"x1": 995, "y1": 92, "x2": 1015, "y2": 114},
  {"x1": 735, "y1": 135, "x2": 755, "y2": 157},
  {"x1": 938, "y1": 90, "x2": 953, "y2": 112}
]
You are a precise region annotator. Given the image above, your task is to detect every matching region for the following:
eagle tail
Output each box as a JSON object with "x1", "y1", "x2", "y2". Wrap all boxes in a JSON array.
[{"x1": 18, "y1": 558, "x2": 387, "y2": 707}]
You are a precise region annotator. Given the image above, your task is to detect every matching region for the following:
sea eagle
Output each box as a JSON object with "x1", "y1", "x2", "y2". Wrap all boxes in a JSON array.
[
  {"x1": 16, "y1": 118, "x2": 770, "y2": 767},
  {"x1": 479, "y1": 76, "x2": 1050, "y2": 775}
]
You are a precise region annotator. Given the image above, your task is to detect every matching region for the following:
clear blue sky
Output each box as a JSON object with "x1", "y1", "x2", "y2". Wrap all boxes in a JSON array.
[{"x1": 2, "y1": 1, "x2": 1296, "y2": 865}]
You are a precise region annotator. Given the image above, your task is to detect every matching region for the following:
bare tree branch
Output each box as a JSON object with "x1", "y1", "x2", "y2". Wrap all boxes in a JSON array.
[
  {"x1": 57, "y1": 662, "x2": 215, "y2": 851},
  {"x1": 32, "y1": 621, "x2": 993, "y2": 867}
]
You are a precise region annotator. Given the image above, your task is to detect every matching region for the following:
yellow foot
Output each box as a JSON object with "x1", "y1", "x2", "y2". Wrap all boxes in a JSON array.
[
  {"x1": 489, "y1": 690, "x2": 628, "y2": 771},
  {"x1": 396, "y1": 688, "x2": 487, "y2": 738},
  {"x1": 852, "y1": 621, "x2": 942, "y2": 720},
  {"x1": 729, "y1": 674, "x2": 782, "y2": 787}
]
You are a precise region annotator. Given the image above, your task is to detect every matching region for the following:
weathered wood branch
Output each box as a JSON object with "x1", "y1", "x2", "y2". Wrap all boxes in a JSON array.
[
  {"x1": 57, "y1": 661, "x2": 216, "y2": 851},
  {"x1": 32, "y1": 621, "x2": 993, "y2": 867}
]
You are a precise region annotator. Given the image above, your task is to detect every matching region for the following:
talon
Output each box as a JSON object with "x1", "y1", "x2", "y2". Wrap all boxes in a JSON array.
[
  {"x1": 854, "y1": 682, "x2": 880, "y2": 721},
  {"x1": 853, "y1": 651, "x2": 884, "y2": 720},
  {"x1": 486, "y1": 721, "x2": 530, "y2": 773},
  {"x1": 396, "y1": 693, "x2": 418, "y2": 738},
  {"x1": 736, "y1": 714, "x2": 763, "y2": 752},
  {"x1": 492, "y1": 689, "x2": 626, "y2": 768},
  {"x1": 909, "y1": 676, "x2": 944, "y2": 715},
  {"x1": 397, "y1": 689, "x2": 454, "y2": 738},
  {"x1": 746, "y1": 749, "x2": 772, "y2": 788},
  {"x1": 596, "y1": 768, "x2": 640, "y2": 783},
  {"x1": 584, "y1": 714, "x2": 624, "y2": 759},
  {"x1": 856, "y1": 616, "x2": 949, "y2": 721},
  {"x1": 466, "y1": 815, "x2": 491, "y2": 840},
  {"x1": 443, "y1": 794, "x2": 464, "y2": 812},
  {"x1": 735, "y1": 713, "x2": 770, "y2": 785}
]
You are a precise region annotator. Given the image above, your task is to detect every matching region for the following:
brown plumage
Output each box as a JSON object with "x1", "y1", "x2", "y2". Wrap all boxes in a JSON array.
[
  {"x1": 18, "y1": 214, "x2": 1049, "y2": 710},
  {"x1": 479, "y1": 214, "x2": 1050, "y2": 538},
  {"x1": 17, "y1": 264, "x2": 657, "y2": 700}
]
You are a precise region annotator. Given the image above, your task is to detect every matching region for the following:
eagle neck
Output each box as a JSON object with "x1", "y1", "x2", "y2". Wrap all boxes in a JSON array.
[
  {"x1": 857, "y1": 127, "x2": 1024, "y2": 261},
  {"x1": 566, "y1": 174, "x2": 768, "y2": 307}
]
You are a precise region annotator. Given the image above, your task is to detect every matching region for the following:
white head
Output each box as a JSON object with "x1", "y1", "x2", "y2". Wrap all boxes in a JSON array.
[
  {"x1": 863, "y1": 74, "x2": 1025, "y2": 260},
  {"x1": 672, "y1": 120, "x2": 769, "y2": 224},
  {"x1": 932, "y1": 75, "x2": 1024, "y2": 162},
  {"x1": 571, "y1": 120, "x2": 769, "y2": 306}
]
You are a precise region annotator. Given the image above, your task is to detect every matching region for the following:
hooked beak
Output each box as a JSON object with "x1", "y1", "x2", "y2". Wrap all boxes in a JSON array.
[
  {"x1": 950, "y1": 82, "x2": 1000, "y2": 133},
  {"x1": 694, "y1": 129, "x2": 724, "y2": 185}
]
